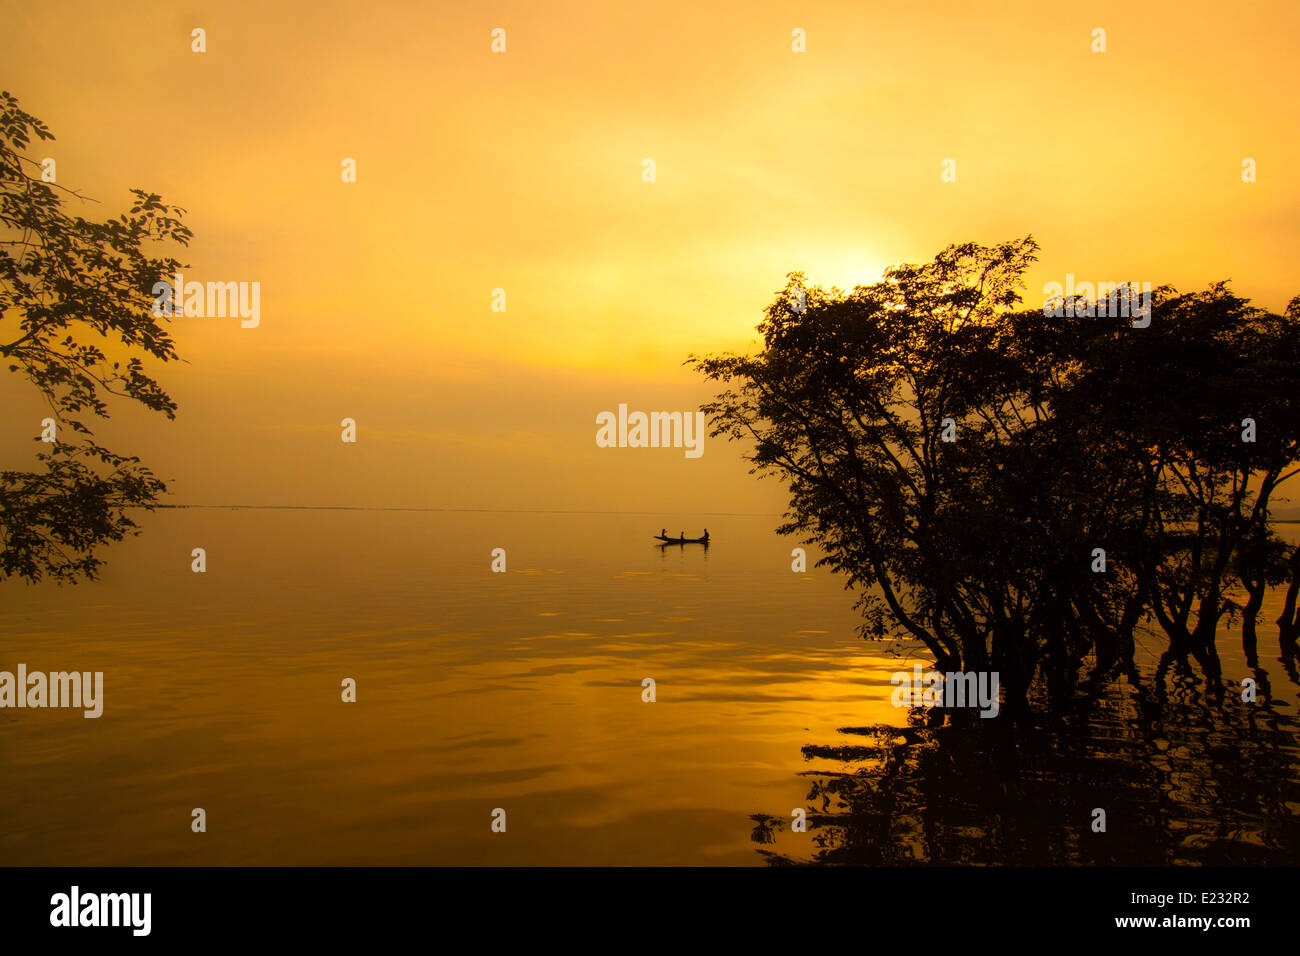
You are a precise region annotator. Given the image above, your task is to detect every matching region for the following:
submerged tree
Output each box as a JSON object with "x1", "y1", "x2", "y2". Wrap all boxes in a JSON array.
[
  {"x1": 692, "y1": 238, "x2": 1300, "y2": 711},
  {"x1": 1104, "y1": 286, "x2": 1300, "y2": 677},
  {"x1": 0, "y1": 91, "x2": 191, "y2": 582}
]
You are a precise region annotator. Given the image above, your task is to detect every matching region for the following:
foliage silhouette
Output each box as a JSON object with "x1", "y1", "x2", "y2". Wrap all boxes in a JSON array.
[
  {"x1": 692, "y1": 238, "x2": 1300, "y2": 711},
  {"x1": 0, "y1": 91, "x2": 191, "y2": 582}
]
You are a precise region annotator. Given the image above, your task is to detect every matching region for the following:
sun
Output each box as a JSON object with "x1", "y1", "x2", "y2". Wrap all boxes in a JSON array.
[{"x1": 802, "y1": 247, "x2": 889, "y2": 292}]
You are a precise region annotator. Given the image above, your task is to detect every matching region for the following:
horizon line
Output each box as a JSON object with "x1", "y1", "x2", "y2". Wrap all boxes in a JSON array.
[
  {"x1": 140, "y1": 504, "x2": 785, "y2": 517},
  {"x1": 129, "y1": 504, "x2": 1300, "y2": 523}
]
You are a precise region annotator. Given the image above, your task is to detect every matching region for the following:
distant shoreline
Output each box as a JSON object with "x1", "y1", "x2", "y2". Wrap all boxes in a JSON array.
[
  {"x1": 136, "y1": 504, "x2": 784, "y2": 517},
  {"x1": 128, "y1": 504, "x2": 1300, "y2": 523}
]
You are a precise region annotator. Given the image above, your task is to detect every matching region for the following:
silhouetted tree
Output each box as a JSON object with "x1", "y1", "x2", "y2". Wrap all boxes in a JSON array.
[
  {"x1": 693, "y1": 239, "x2": 1300, "y2": 710},
  {"x1": 1100, "y1": 286, "x2": 1300, "y2": 677},
  {"x1": 0, "y1": 91, "x2": 190, "y2": 582}
]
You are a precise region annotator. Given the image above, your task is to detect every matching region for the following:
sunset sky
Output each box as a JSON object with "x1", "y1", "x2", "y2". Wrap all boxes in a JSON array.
[{"x1": 2, "y1": 0, "x2": 1298, "y2": 514}]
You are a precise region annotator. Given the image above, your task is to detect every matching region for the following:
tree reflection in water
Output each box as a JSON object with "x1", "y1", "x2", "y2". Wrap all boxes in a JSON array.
[{"x1": 752, "y1": 656, "x2": 1300, "y2": 865}]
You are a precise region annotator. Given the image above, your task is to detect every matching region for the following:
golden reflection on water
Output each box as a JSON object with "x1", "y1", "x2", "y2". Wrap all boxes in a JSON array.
[
  {"x1": 0, "y1": 510, "x2": 904, "y2": 865},
  {"x1": 6, "y1": 513, "x2": 1297, "y2": 865}
]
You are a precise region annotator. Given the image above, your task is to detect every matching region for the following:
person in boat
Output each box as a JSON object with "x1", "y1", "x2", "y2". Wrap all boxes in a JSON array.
[
  {"x1": 661, "y1": 528, "x2": 667, "y2": 538},
  {"x1": 679, "y1": 531, "x2": 685, "y2": 541},
  {"x1": 702, "y1": 528, "x2": 709, "y2": 542}
]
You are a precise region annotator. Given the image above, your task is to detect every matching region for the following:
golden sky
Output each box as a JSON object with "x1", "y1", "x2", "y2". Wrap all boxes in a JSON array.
[{"x1": 2, "y1": 0, "x2": 1298, "y2": 513}]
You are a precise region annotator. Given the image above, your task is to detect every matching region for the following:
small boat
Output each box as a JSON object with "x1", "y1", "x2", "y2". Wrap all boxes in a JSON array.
[{"x1": 654, "y1": 534, "x2": 709, "y2": 544}]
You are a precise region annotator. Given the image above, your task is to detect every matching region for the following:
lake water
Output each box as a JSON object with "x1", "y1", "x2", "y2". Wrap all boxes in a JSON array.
[{"x1": 1, "y1": 511, "x2": 1297, "y2": 865}]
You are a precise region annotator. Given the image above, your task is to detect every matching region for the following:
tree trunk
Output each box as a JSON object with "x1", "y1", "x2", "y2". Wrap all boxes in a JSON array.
[{"x1": 1277, "y1": 546, "x2": 1300, "y2": 646}]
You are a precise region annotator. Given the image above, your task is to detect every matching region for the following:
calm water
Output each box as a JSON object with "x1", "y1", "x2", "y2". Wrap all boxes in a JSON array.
[{"x1": 1, "y1": 511, "x2": 1297, "y2": 865}]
